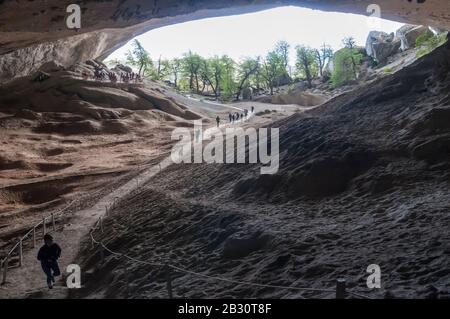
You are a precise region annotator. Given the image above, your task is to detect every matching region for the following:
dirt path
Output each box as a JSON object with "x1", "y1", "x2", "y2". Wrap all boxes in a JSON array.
[
  {"x1": 0, "y1": 96, "x2": 300, "y2": 299},
  {"x1": 0, "y1": 157, "x2": 171, "y2": 298}
]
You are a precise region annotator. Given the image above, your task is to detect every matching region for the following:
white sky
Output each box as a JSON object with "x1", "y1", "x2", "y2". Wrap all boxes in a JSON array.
[{"x1": 106, "y1": 6, "x2": 404, "y2": 65}]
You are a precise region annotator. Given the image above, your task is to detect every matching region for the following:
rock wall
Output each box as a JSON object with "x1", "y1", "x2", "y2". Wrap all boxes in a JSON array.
[{"x1": 0, "y1": 0, "x2": 449, "y2": 82}]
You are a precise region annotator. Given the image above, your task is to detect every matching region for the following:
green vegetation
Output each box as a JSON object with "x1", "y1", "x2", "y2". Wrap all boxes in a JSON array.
[
  {"x1": 330, "y1": 37, "x2": 363, "y2": 88},
  {"x1": 125, "y1": 40, "x2": 153, "y2": 77},
  {"x1": 383, "y1": 67, "x2": 394, "y2": 73},
  {"x1": 113, "y1": 35, "x2": 375, "y2": 97},
  {"x1": 416, "y1": 31, "x2": 448, "y2": 58}
]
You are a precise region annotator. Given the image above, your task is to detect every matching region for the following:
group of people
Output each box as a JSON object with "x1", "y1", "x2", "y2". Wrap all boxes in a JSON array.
[
  {"x1": 33, "y1": 72, "x2": 50, "y2": 82},
  {"x1": 120, "y1": 72, "x2": 141, "y2": 83},
  {"x1": 216, "y1": 106, "x2": 255, "y2": 127},
  {"x1": 93, "y1": 69, "x2": 141, "y2": 84}
]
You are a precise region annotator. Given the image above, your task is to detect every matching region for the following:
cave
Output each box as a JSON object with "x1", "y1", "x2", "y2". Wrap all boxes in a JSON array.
[{"x1": 1, "y1": 0, "x2": 450, "y2": 302}]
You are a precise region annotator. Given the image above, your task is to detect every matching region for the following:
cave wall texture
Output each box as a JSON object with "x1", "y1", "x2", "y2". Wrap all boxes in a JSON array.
[{"x1": 0, "y1": 0, "x2": 449, "y2": 82}]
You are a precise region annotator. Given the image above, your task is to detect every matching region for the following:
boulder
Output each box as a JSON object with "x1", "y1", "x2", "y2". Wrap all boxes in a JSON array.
[
  {"x1": 366, "y1": 31, "x2": 401, "y2": 64},
  {"x1": 429, "y1": 26, "x2": 447, "y2": 36},
  {"x1": 397, "y1": 25, "x2": 433, "y2": 50},
  {"x1": 396, "y1": 25, "x2": 418, "y2": 51},
  {"x1": 274, "y1": 72, "x2": 292, "y2": 86}
]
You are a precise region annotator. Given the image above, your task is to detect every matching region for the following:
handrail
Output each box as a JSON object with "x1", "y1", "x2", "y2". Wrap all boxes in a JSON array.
[
  {"x1": 0, "y1": 198, "x2": 81, "y2": 284},
  {"x1": 0, "y1": 164, "x2": 151, "y2": 286}
]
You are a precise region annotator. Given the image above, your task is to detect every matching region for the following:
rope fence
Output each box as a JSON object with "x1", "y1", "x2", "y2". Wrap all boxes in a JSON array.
[
  {"x1": 0, "y1": 199, "x2": 82, "y2": 285},
  {"x1": 0, "y1": 160, "x2": 160, "y2": 287},
  {"x1": 0, "y1": 150, "x2": 373, "y2": 299},
  {"x1": 89, "y1": 209, "x2": 373, "y2": 300}
]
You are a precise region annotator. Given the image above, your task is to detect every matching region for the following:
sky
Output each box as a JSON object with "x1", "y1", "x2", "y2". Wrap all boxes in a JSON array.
[{"x1": 106, "y1": 6, "x2": 404, "y2": 65}]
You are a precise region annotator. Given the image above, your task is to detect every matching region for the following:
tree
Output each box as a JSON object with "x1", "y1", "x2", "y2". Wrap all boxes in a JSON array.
[
  {"x1": 314, "y1": 43, "x2": 334, "y2": 77},
  {"x1": 154, "y1": 55, "x2": 164, "y2": 80},
  {"x1": 126, "y1": 39, "x2": 152, "y2": 77},
  {"x1": 342, "y1": 37, "x2": 360, "y2": 80},
  {"x1": 182, "y1": 51, "x2": 202, "y2": 93},
  {"x1": 295, "y1": 45, "x2": 317, "y2": 88},
  {"x1": 220, "y1": 55, "x2": 237, "y2": 100},
  {"x1": 331, "y1": 45, "x2": 363, "y2": 88},
  {"x1": 166, "y1": 58, "x2": 182, "y2": 88},
  {"x1": 261, "y1": 51, "x2": 285, "y2": 95},
  {"x1": 199, "y1": 56, "x2": 224, "y2": 99},
  {"x1": 235, "y1": 57, "x2": 259, "y2": 100},
  {"x1": 275, "y1": 40, "x2": 290, "y2": 71}
]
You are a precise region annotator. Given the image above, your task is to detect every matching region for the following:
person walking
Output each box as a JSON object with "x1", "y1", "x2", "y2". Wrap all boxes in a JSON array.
[
  {"x1": 216, "y1": 116, "x2": 220, "y2": 127},
  {"x1": 37, "y1": 234, "x2": 62, "y2": 289}
]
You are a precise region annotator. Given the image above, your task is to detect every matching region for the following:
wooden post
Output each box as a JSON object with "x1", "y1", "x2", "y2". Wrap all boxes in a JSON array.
[
  {"x1": 100, "y1": 217, "x2": 104, "y2": 233},
  {"x1": 125, "y1": 266, "x2": 130, "y2": 298},
  {"x1": 99, "y1": 245, "x2": 105, "y2": 263},
  {"x1": 32, "y1": 227, "x2": 36, "y2": 248},
  {"x1": 42, "y1": 217, "x2": 46, "y2": 236},
  {"x1": 51, "y1": 213, "x2": 56, "y2": 231},
  {"x1": 89, "y1": 229, "x2": 95, "y2": 249},
  {"x1": 18, "y1": 240, "x2": 23, "y2": 267},
  {"x1": 2, "y1": 256, "x2": 9, "y2": 285},
  {"x1": 336, "y1": 278, "x2": 346, "y2": 299},
  {"x1": 165, "y1": 265, "x2": 173, "y2": 299}
]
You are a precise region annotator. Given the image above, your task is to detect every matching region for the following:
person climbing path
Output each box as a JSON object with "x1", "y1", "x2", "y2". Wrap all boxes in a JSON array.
[{"x1": 37, "y1": 234, "x2": 61, "y2": 289}]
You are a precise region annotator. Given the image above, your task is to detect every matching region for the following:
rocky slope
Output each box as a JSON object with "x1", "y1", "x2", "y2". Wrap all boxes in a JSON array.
[
  {"x1": 0, "y1": 60, "x2": 205, "y2": 252},
  {"x1": 72, "y1": 37, "x2": 450, "y2": 299}
]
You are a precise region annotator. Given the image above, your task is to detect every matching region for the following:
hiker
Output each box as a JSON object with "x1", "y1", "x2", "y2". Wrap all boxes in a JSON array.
[
  {"x1": 232, "y1": 113, "x2": 235, "y2": 123},
  {"x1": 236, "y1": 113, "x2": 240, "y2": 121},
  {"x1": 251, "y1": 106, "x2": 255, "y2": 113},
  {"x1": 244, "y1": 109, "x2": 248, "y2": 117},
  {"x1": 229, "y1": 113, "x2": 232, "y2": 123},
  {"x1": 216, "y1": 116, "x2": 220, "y2": 127},
  {"x1": 37, "y1": 234, "x2": 62, "y2": 289}
]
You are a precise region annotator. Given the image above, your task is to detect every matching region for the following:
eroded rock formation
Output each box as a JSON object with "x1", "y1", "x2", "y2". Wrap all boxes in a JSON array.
[{"x1": 1, "y1": 0, "x2": 449, "y2": 82}]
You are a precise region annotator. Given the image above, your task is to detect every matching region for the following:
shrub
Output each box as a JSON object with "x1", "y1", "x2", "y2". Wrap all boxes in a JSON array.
[
  {"x1": 415, "y1": 32, "x2": 448, "y2": 58},
  {"x1": 415, "y1": 31, "x2": 434, "y2": 48}
]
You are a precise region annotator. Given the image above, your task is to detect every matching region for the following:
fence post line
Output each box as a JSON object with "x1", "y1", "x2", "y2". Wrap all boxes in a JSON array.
[
  {"x1": 32, "y1": 227, "x2": 36, "y2": 248},
  {"x1": 165, "y1": 265, "x2": 173, "y2": 299},
  {"x1": 42, "y1": 217, "x2": 46, "y2": 236},
  {"x1": 336, "y1": 278, "x2": 347, "y2": 299},
  {"x1": 18, "y1": 240, "x2": 23, "y2": 267},
  {"x1": 2, "y1": 256, "x2": 9, "y2": 285},
  {"x1": 51, "y1": 213, "x2": 56, "y2": 231}
]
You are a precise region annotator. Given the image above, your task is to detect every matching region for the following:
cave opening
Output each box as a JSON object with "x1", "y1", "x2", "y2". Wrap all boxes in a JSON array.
[{"x1": 0, "y1": 1, "x2": 450, "y2": 301}]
